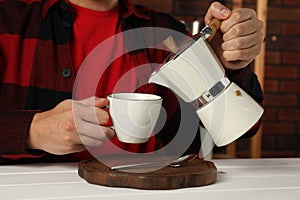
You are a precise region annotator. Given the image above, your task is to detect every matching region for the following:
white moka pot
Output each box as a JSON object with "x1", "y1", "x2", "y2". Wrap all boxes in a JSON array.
[{"x1": 149, "y1": 35, "x2": 264, "y2": 147}]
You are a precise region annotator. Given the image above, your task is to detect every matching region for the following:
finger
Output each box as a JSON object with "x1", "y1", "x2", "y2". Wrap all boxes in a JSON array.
[
  {"x1": 81, "y1": 124, "x2": 115, "y2": 140},
  {"x1": 222, "y1": 60, "x2": 250, "y2": 70},
  {"x1": 222, "y1": 32, "x2": 262, "y2": 51},
  {"x1": 77, "y1": 135, "x2": 104, "y2": 148},
  {"x1": 221, "y1": 8, "x2": 257, "y2": 33},
  {"x1": 223, "y1": 18, "x2": 263, "y2": 41},
  {"x1": 223, "y1": 43, "x2": 262, "y2": 61},
  {"x1": 79, "y1": 96, "x2": 109, "y2": 108},
  {"x1": 76, "y1": 126, "x2": 115, "y2": 146},
  {"x1": 84, "y1": 106, "x2": 110, "y2": 125},
  {"x1": 73, "y1": 101, "x2": 110, "y2": 125},
  {"x1": 204, "y1": 2, "x2": 231, "y2": 25}
]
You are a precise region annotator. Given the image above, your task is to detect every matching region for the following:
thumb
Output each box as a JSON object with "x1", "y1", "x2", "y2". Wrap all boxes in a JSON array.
[{"x1": 204, "y1": 2, "x2": 231, "y2": 24}]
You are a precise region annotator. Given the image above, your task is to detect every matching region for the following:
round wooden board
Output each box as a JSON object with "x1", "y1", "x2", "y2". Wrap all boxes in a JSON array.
[{"x1": 78, "y1": 155, "x2": 217, "y2": 190}]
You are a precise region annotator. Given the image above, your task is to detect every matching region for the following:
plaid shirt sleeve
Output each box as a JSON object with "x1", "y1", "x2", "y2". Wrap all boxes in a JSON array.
[{"x1": 0, "y1": 111, "x2": 46, "y2": 163}]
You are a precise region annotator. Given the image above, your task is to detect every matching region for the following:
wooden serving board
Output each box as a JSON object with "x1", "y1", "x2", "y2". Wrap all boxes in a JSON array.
[{"x1": 78, "y1": 155, "x2": 217, "y2": 190}]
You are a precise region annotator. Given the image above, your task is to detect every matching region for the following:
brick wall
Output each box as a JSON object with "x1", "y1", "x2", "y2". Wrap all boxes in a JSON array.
[
  {"x1": 132, "y1": 0, "x2": 300, "y2": 158},
  {"x1": 261, "y1": 0, "x2": 300, "y2": 157}
]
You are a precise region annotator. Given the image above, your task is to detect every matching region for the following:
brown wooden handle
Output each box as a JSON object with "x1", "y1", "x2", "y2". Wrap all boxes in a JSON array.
[
  {"x1": 207, "y1": 18, "x2": 242, "y2": 65},
  {"x1": 207, "y1": 18, "x2": 221, "y2": 42}
]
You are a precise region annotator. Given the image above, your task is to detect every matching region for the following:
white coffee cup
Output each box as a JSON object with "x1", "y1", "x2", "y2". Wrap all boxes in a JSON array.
[{"x1": 107, "y1": 93, "x2": 163, "y2": 144}]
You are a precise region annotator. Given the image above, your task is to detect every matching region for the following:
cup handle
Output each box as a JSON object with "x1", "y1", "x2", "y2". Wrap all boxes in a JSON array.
[{"x1": 101, "y1": 105, "x2": 114, "y2": 130}]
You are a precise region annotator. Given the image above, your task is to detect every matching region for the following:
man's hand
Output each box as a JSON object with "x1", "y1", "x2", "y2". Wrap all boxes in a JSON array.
[
  {"x1": 27, "y1": 97, "x2": 115, "y2": 155},
  {"x1": 205, "y1": 2, "x2": 264, "y2": 70}
]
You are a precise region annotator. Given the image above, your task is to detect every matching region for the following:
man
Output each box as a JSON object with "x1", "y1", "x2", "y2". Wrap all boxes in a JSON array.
[{"x1": 0, "y1": 0, "x2": 264, "y2": 164}]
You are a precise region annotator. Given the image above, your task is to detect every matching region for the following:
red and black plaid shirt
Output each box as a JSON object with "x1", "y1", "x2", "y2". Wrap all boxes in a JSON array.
[{"x1": 0, "y1": 0, "x2": 263, "y2": 164}]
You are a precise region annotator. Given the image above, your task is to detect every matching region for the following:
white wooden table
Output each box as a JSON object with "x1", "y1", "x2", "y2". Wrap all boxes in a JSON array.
[{"x1": 1, "y1": 158, "x2": 300, "y2": 200}]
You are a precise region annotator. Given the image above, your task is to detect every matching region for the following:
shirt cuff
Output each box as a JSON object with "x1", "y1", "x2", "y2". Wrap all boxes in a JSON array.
[
  {"x1": 0, "y1": 110, "x2": 45, "y2": 160},
  {"x1": 225, "y1": 64, "x2": 252, "y2": 89}
]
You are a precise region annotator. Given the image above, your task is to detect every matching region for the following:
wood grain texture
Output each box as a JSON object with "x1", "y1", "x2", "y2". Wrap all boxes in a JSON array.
[{"x1": 78, "y1": 155, "x2": 217, "y2": 190}]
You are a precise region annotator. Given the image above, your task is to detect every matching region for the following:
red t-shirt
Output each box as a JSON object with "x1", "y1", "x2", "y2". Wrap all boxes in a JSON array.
[{"x1": 69, "y1": 3, "x2": 156, "y2": 158}]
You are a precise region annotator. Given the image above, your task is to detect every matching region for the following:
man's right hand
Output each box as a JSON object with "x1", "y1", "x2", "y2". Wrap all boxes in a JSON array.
[{"x1": 27, "y1": 97, "x2": 115, "y2": 155}]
